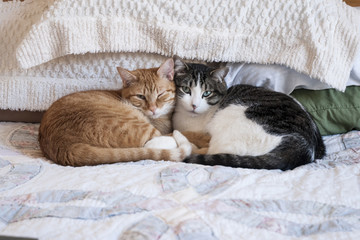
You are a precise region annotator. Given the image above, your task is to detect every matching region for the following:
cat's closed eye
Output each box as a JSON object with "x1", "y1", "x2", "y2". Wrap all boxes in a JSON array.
[
  {"x1": 157, "y1": 92, "x2": 165, "y2": 98},
  {"x1": 136, "y1": 94, "x2": 146, "y2": 100}
]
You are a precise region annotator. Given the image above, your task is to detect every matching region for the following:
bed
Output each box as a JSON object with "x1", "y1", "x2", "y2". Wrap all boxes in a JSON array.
[{"x1": 1, "y1": 0, "x2": 360, "y2": 239}]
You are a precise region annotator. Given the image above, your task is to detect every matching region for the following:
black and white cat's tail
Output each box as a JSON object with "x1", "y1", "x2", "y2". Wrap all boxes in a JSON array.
[
  {"x1": 184, "y1": 152, "x2": 316, "y2": 171},
  {"x1": 184, "y1": 131, "x2": 326, "y2": 171}
]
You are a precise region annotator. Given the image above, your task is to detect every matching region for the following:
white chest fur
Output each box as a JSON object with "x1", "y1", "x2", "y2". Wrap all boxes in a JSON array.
[
  {"x1": 172, "y1": 105, "x2": 217, "y2": 133},
  {"x1": 207, "y1": 104, "x2": 282, "y2": 156}
]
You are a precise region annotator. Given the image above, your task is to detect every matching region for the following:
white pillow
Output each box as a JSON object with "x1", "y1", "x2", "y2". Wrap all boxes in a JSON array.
[
  {"x1": 225, "y1": 6, "x2": 360, "y2": 94},
  {"x1": 226, "y1": 57, "x2": 360, "y2": 94}
]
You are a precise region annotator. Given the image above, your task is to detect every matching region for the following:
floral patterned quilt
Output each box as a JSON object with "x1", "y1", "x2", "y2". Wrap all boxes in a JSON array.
[{"x1": 0, "y1": 122, "x2": 359, "y2": 240}]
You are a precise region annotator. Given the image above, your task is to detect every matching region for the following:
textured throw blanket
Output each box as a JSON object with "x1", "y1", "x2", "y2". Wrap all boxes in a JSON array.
[{"x1": 16, "y1": 0, "x2": 360, "y2": 90}]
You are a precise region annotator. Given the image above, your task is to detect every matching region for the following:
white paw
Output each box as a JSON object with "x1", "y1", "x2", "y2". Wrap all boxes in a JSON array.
[
  {"x1": 172, "y1": 130, "x2": 192, "y2": 157},
  {"x1": 144, "y1": 136, "x2": 178, "y2": 149}
]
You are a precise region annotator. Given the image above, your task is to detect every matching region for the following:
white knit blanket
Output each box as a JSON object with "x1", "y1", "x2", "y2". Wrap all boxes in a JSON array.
[
  {"x1": 1, "y1": 0, "x2": 360, "y2": 111},
  {"x1": 0, "y1": 0, "x2": 167, "y2": 111},
  {"x1": 16, "y1": 0, "x2": 360, "y2": 90}
]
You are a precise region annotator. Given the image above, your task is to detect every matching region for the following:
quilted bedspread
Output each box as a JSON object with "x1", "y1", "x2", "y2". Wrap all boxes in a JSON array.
[{"x1": 0, "y1": 122, "x2": 360, "y2": 239}]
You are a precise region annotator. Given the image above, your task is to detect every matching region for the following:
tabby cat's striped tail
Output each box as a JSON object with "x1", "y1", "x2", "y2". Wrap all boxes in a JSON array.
[{"x1": 51, "y1": 131, "x2": 192, "y2": 167}]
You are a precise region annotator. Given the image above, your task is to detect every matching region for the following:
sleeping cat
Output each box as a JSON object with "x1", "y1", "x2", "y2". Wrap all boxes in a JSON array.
[
  {"x1": 38, "y1": 58, "x2": 192, "y2": 166},
  {"x1": 172, "y1": 56, "x2": 326, "y2": 170}
]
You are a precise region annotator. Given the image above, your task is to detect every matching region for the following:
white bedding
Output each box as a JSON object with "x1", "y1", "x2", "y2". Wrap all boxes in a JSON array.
[
  {"x1": 226, "y1": 58, "x2": 360, "y2": 94},
  {"x1": 16, "y1": 0, "x2": 360, "y2": 90},
  {"x1": 0, "y1": 122, "x2": 360, "y2": 239},
  {"x1": 1, "y1": 0, "x2": 360, "y2": 111},
  {"x1": 1, "y1": 2, "x2": 360, "y2": 239}
]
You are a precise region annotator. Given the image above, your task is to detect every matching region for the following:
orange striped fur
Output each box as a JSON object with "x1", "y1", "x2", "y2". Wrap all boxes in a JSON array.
[{"x1": 38, "y1": 58, "x2": 191, "y2": 166}]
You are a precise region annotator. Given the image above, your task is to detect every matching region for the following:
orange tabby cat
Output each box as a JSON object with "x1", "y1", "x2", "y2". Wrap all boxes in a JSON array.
[{"x1": 38, "y1": 58, "x2": 192, "y2": 166}]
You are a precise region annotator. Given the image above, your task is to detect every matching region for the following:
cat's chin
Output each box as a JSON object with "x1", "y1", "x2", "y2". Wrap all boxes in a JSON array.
[
  {"x1": 184, "y1": 106, "x2": 208, "y2": 115},
  {"x1": 148, "y1": 114, "x2": 159, "y2": 119},
  {"x1": 188, "y1": 110, "x2": 202, "y2": 116},
  {"x1": 147, "y1": 113, "x2": 165, "y2": 119}
]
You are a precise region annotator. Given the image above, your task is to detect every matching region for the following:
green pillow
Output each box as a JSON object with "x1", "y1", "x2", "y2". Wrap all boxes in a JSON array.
[{"x1": 290, "y1": 86, "x2": 360, "y2": 136}]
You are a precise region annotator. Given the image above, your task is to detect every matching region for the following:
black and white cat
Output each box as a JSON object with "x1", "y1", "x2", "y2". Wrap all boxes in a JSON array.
[{"x1": 172, "y1": 56, "x2": 326, "y2": 170}]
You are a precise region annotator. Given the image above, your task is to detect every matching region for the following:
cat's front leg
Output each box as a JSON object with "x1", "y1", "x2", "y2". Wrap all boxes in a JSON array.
[
  {"x1": 180, "y1": 131, "x2": 211, "y2": 148},
  {"x1": 144, "y1": 136, "x2": 178, "y2": 149},
  {"x1": 190, "y1": 145, "x2": 209, "y2": 154},
  {"x1": 144, "y1": 131, "x2": 192, "y2": 161},
  {"x1": 180, "y1": 131, "x2": 210, "y2": 155},
  {"x1": 160, "y1": 131, "x2": 209, "y2": 154}
]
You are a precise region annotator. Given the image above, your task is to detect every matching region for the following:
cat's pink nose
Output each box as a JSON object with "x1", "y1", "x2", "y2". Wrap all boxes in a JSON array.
[
  {"x1": 192, "y1": 104, "x2": 197, "y2": 110},
  {"x1": 150, "y1": 106, "x2": 157, "y2": 114}
]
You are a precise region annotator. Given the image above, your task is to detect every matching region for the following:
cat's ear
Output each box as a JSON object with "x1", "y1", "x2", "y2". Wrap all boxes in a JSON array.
[
  {"x1": 210, "y1": 67, "x2": 229, "y2": 83},
  {"x1": 157, "y1": 58, "x2": 174, "y2": 81},
  {"x1": 173, "y1": 55, "x2": 189, "y2": 73},
  {"x1": 117, "y1": 67, "x2": 137, "y2": 87}
]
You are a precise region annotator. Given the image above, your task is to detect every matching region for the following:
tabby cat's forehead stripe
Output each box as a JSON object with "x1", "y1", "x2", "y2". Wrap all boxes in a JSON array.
[
  {"x1": 197, "y1": 72, "x2": 202, "y2": 85},
  {"x1": 181, "y1": 70, "x2": 209, "y2": 89}
]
